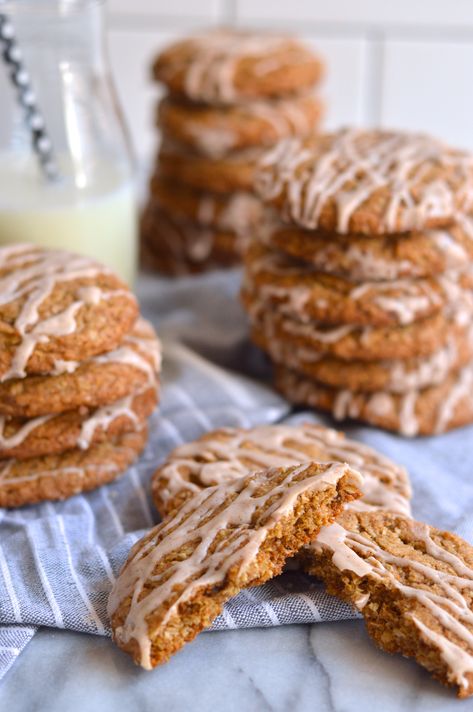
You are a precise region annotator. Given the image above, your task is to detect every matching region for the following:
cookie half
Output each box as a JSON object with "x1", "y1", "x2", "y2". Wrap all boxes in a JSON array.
[
  {"x1": 151, "y1": 422, "x2": 411, "y2": 518},
  {"x1": 109, "y1": 460, "x2": 362, "y2": 669},
  {"x1": 302, "y1": 511, "x2": 473, "y2": 698}
]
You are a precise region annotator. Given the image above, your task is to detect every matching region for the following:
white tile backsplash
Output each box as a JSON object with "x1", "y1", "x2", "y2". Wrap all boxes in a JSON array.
[
  {"x1": 381, "y1": 39, "x2": 473, "y2": 150},
  {"x1": 105, "y1": 1, "x2": 473, "y2": 160},
  {"x1": 304, "y1": 37, "x2": 367, "y2": 128},
  {"x1": 108, "y1": 0, "x2": 221, "y2": 18},
  {"x1": 233, "y1": 0, "x2": 473, "y2": 29}
]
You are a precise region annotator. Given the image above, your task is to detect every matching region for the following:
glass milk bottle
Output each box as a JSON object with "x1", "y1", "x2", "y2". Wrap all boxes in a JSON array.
[{"x1": 0, "y1": 0, "x2": 137, "y2": 284}]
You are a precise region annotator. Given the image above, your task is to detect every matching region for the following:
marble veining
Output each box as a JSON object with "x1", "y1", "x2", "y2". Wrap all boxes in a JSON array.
[{"x1": 2, "y1": 621, "x2": 472, "y2": 711}]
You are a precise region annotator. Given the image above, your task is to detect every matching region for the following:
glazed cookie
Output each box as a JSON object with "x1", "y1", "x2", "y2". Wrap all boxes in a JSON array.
[
  {"x1": 158, "y1": 94, "x2": 323, "y2": 158},
  {"x1": 302, "y1": 511, "x2": 473, "y2": 698},
  {"x1": 149, "y1": 176, "x2": 263, "y2": 235},
  {"x1": 108, "y1": 460, "x2": 362, "y2": 669},
  {"x1": 153, "y1": 29, "x2": 323, "y2": 105},
  {"x1": 243, "y1": 242, "x2": 467, "y2": 327},
  {"x1": 141, "y1": 204, "x2": 241, "y2": 275},
  {"x1": 244, "y1": 292, "x2": 469, "y2": 361},
  {"x1": 256, "y1": 129, "x2": 473, "y2": 235},
  {"x1": 151, "y1": 423, "x2": 411, "y2": 519},
  {"x1": 0, "y1": 318, "x2": 161, "y2": 418},
  {"x1": 0, "y1": 382, "x2": 158, "y2": 460},
  {"x1": 253, "y1": 323, "x2": 473, "y2": 393},
  {"x1": 0, "y1": 243, "x2": 138, "y2": 380},
  {"x1": 158, "y1": 142, "x2": 263, "y2": 194},
  {"x1": 0, "y1": 427, "x2": 148, "y2": 508},
  {"x1": 274, "y1": 362, "x2": 473, "y2": 436},
  {"x1": 263, "y1": 215, "x2": 473, "y2": 280}
]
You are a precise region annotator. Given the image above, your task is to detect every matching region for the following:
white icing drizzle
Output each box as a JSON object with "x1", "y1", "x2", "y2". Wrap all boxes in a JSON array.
[
  {"x1": 154, "y1": 423, "x2": 411, "y2": 517},
  {"x1": 246, "y1": 246, "x2": 450, "y2": 326},
  {"x1": 182, "y1": 97, "x2": 316, "y2": 158},
  {"x1": 162, "y1": 30, "x2": 314, "y2": 104},
  {"x1": 279, "y1": 359, "x2": 473, "y2": 437},
  {"x1": 263, "y1": 329, "x2": 469, "y2": 394},
  {"x1": 0, "y1": 380, "x2": 155, "y2": 453},
  {"x1": 77, "y1": 392, "x2": 140, "y2": 450},
  {"x1": 434, "y1": 363, "x2": 473, "y2": 435},
  {"x1": 0, "y1": 460, "x2": 116, "y2": 486},
  {"x1": 186, "y1": 124, "x2": 238, "y2": 158},
  {"x1": 0, "y1": 427, "x2": 146, "y2": 487},
  {"x1": 147, "y1": 209, "x2": 215, "y2": 264},
  {"x1": 109, "y1": 461, "x2": 362, "y2": 669},
  {"x1": 50, "y1": 318, "x2": 162, "y2": 379},
  {"x1": 0, "y1": 243, "x2": 132, "y2": 381},
  {"x1": 311, "y1": 518, "x2": 473, "y2": 692},
  {"x1": 0, "y1": 413, "x2": 54, "y2": 449},
  {"x1": 257, "y1": 129, "x2": 473, "y2": 233}
]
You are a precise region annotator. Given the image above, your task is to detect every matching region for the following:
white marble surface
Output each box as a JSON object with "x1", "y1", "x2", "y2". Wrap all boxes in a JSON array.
[{"x1": 2, "y1": 620, "x2": 473, "y2": 711}]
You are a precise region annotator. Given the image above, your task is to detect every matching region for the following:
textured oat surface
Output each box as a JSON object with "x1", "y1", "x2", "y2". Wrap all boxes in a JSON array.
[
  {"x1": 303, "y1": 510, "x2": 473, "y2": 698},
  {"x1": 256, "y1": 129, "x2": 473, "y2": 235},
  {"x1": 151, "y1": 422, "x2": 411, "y2": 518},
  {"x1": 109, "y1": 461, "x2": 362, "y2": 669},
  {"x1": 0, "y1": 428, "x2": 148, "y2": 508}
]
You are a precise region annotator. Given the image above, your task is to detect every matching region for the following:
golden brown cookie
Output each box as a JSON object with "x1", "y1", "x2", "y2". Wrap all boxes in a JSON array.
[
  {"x1": 244, "y1": 242, "x2": 468, "y2": 327},
  {"x1": 158, "y1": 142, "x2": 261, "y2": 194},
  {"x1": 263, "y1": 214, "x2": 473, "y2": 280},
  {"x1": 253, "y1": 322, "x2": 473, "y2": 393},
  {"x1": 302, "y1": 510, "x2": 473, "y2": 698},
  {"x1": 108, "y1": 460, "x2": 362, "y2": 669},
  {"x1": 243, "y1": 290, "x2": 469, "y2": 361},
  {"x1": 153, "y1": 29, "x2": 323, "y2": 104},
  {"x1": 0, "y1": 243, "x2": 138, "y2": 380},
  {"x1": 141, "y1": 203, "x2": 241, "y2": 275},
  {"x1": 158, "y1": 94, "x2": 323, "y2": 158},
  {"x1": 274, "y1": 362, "x2": 473, "y2": 436},
  {"x1": 0, "y1": 383, "x2": 158, "y2": 460},
  {"x1": 151, "y1": 422, "x2": 411, "y2": 519},
  {"x1": 256, "y1": 129, "x2": 473, "y2": 235},
  {"x1": 149, "y1": 176, "x2": 263, "y2": 235},
  {"x1": 0, "y1": 427, "x2": 148, "y2": 508},
  {"x1": 0, "y1": 318, "x2": 161, "y2": 418}
]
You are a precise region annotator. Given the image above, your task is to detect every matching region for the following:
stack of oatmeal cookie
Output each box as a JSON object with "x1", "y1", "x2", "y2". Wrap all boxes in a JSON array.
[
  {"x1": 0, "y1": 243, "x2": 161, "y2": 508},
  {"x1": 141, "y1": 28, "x2": 324, "y2": 274},
  {"x1": 242, "y1": 128, "x2": 473, "y2": 436}
]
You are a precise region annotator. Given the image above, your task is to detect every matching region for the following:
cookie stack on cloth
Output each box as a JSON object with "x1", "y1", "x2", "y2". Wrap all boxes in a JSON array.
[
  {"x1": 241, "y1": 128, "x2": 473, "y2": 436},
  {"x1": 0, "y1": 243, "x2": 161, "y2": 508},
  {"x1": 108, "y1": 422, "x2": 473, "y2": 698},
  {"x1": 141, "y1": 28, "x2": 324, "y2": 274}
]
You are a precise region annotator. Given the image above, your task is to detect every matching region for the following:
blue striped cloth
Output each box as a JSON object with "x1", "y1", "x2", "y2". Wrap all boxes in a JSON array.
[{"x1": 1, "y1": 270, "x2": 472, "y2": 680}]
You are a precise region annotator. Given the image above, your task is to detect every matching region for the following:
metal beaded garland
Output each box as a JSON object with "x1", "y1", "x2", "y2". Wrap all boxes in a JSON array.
[{"x1": 0, "y1": 14, "x2": 58, "y2": 180}]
